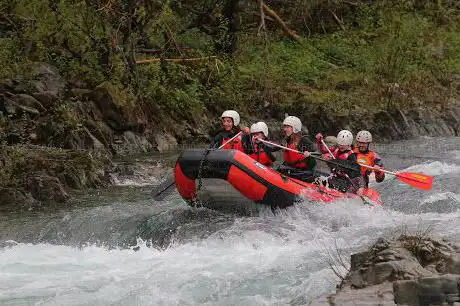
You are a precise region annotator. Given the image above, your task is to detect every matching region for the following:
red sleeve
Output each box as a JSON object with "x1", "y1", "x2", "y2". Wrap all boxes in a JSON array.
[
  {"x1": 234, "y1": 137, "x2": 246, "y2": 152},
  {"x1": 291, "y1": 151, "x2": 307, "y2": 163}
]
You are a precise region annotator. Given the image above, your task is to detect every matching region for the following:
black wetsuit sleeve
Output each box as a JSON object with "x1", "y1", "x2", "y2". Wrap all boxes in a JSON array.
[
  {"x1": 298, "y1": 136, "x2": 315, "y2": 152},
  {"x1": 242, "y1": 134, "x2": 254, "y2": 154},
  {"x1": 268, "y1": 151, "x2": 276, "y2": 162},
  {"x1": 374, "y1": 157, "x2": 384, "y2": 167},
  {"x1": 346, "y1": 154, "x2": 362, "y2": 178},
  {"x1": 295, "y1": 136, "x2": 316, "y2": 170},
  {"x1": 267, "y1": 144, "x2": 282, "y2": 152},
  {"x1": 261, "y1": 143, "x2": 277, "y2": 162},
  {"x1": 261, "y1": 142, "x2": 277, "y2": 152},
  {"x1": 209, "y1": 134, "x2": 223, "y2": 149}
]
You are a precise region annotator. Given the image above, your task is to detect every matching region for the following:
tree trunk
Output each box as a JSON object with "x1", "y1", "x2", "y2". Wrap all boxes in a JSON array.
[{"x1": 218, "y1": 0, "x2": 241, "y2": 54}]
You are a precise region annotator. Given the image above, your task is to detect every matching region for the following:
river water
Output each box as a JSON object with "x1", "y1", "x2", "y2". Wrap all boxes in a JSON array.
[{"x1": 1, "y1": 137, "x2": 459, "y2": 305}]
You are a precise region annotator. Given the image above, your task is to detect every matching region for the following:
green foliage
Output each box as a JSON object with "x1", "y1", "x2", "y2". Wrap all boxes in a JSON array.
[
  {"x1": 12, "y1": 0, "x2": 114, "y2": 85},
  {"x1": 137, "y1": 62, "x2": 206, "y2": 115},
  {"x1": 373, "y1": 13, "x2": 431, "y2": 81},
  {"x1": 44, "y1": 103, "x2": 84, "y2": 147},
  {"x1": 96, "y1": 82, "x2": 136, "y2": 107},
  {"x1": 0, "y1": 38, "x2": 29, "y2": 80},
  {"x1": 1, "y1": 0, "x2": 460, "y2": 117},
  {"x1": 202, "y1": 64, "x2": 248, "y2": 112},
  {"x1": 442, "y1": 28, "x2": 460, "y2": 73},
  {"x1": 146, "y1": 2, "x2": 183, "y2": 46},
  {"x1": 0, "y1": 144, "x2": 108, "y2": 189},
  {"x1": 0, "y1": 144, "x2": 27, "y2": 187}
]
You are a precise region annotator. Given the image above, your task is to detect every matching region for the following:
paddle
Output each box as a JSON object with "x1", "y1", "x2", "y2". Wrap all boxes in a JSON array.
[
  {"x1": 259, "y1": 139, "x2": 361, "y2": 174},
  {"x1": 258, "y1": 138, "x2": 382, "y2": 204},
  {"x1": 151, "y1": 176, "x2": 177, "y2": 201},
  {"x1": 318, "y1": 138, "x2": 433, "y2": 190},
  {"x1": 318, "y1": 139, "x2": 383, "y2": 204},
  {"x1": 319, "y1": 139, "x2": 361, "y2": 174},
  {"x1": 358, "y1": 164, "x2": 433, "y2": 190},
  {"x1": 320, "y1": 137, "x2": 432, "y2": 190},
  {"x1": 151, "y1": 131, "x2": 243, "y2": 200},
  {"x1": 361, "y1": 187, "x2": 383, "y2": 206},
  {"x1": 320, "y1": 139, "x2": 335, "y2": 160}
]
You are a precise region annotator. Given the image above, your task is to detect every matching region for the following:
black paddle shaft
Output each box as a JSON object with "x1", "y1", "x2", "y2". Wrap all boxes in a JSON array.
[
  {"x1": 152, "y1": 176, "x2": 176, "y2": 200},
  {"x1": 311, "y1": 155, "x2": 361, "y2": 174}
]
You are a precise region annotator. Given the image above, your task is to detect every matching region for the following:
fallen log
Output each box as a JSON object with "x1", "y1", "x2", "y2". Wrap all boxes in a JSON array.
[{"x1": 136, "y1": 56, "x2": 217, "y2": 64}]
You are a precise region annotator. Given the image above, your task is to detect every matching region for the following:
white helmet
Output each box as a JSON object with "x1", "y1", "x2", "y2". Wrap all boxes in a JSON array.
[
  {"x1": 250, "y1": 121, "x2": 269, "y2": 137},
  {"x1": 337, "y1": 130, "x2": 353, "y2": 146},
  {"x1": 283, "y1": 116, "x2": 302, "y2": 133},
  {"x1": 356, "y1": 130, "x2": 372, "y2": 143},
  {"x1": 324, "y1": 136, "x2": 338, "y2": 146},
  {"x1": 221, "y1": 110, "x2": 240, "y2": 126}
]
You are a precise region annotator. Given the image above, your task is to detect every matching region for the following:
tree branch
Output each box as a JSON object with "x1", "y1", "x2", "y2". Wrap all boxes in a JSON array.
[
  {"x1": 137, "y1": 48, "x2": 193, "y2": 54},
  {"x1": 257, "y1": 0, "x2": 266, "y2": 36},
  {"x1": 259, "y1": 2, "x2": 300, "y2": 41},
  {"x1": 330, "y1": 10, "x2": 345, "y2": 31},
  {"x1": 136, "y1": 56, "x2": 217, "y2": 64}
]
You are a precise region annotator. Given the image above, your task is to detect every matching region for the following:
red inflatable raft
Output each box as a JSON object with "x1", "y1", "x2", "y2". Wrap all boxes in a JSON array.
[{"x1": 174, "y1": 149, "x2": 365, "y2": 214}]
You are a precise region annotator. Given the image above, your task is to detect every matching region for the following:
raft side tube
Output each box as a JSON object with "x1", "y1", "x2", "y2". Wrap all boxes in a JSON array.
[
  {"x1": 175, "y1": 149, "x2": 302, "y2": 208},
  {"x1": 174, "y1": 149, "x2": 352, "y2": 209},
  {"x1": 174, "y1": 163, "x2": 197, "y2": 200},
  {"x1": 177, "y1": 149, "x2": 236, "y2": 180}
]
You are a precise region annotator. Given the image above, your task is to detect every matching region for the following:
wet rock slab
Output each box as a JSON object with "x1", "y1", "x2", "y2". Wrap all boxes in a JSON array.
[{"x1": 309, "y1": 236, "x2": 460, "y2": 306}]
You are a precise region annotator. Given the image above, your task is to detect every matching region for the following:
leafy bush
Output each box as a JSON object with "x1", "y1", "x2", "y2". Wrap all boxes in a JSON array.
[
  {"x1": 1, "y1": 0, "x2": 460, "y2": 118},
  {"x1": 0, "y1": 38, "x2": 29, "y2": 80}
]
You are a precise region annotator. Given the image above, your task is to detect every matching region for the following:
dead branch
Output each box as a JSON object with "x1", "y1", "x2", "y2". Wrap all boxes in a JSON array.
[
  {"x1": 96, "y1": 0, "x2": 117, "y2": 13},
  {"x1": 165, "y1": 25, "x2": 183, "y2": 56},
  {"x1": 343, "y1": 0, "x2": 359, "y2": 6},
  {"x1": 137, "y1": 48, "x2": 193, "y2": 54},
  {"x1": 136, "y1": 56, "x2": 217, "y2": 64},
  {"x1": 334, "y1": 240, "x2": 349, "y2": 269},
  {"x1": 254, "y1": 13, "x2": 274, "y2": 22},
  {"x1": 330, "y1": 10, "x2": 345, "y2": 31},
  {"x1": 257, "y1": 0, "x2": 267, "y2": 36},
  {"x1": 257, "y1": 1, "x2": 300, "y2": 41}
]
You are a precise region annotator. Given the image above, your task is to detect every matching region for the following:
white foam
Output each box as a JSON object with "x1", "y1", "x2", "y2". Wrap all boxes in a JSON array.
[
  {"x1": 451, "y1": 150, "x2": 460, "y2": 160},
  {"x1": 110, "y1": 176, "x2": 160, "y2": 187},
  {"x1": 110, "y1": 161, "x2": 167, "y2": 187},
  {"x1": 401, "y1": 161, "x2": 460, "y2": 176},
  {"x1": 421, "y1": 192, "x2": 460, "y2": 204},
  {"x1": 1, "y1": 204, "x2": 459, "y2": 305}
]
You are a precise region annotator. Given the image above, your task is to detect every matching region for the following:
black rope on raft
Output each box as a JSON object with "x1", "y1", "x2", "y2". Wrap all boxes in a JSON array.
[{"x1": 192, "y1": 148, "x2": 212, "y2": 207}]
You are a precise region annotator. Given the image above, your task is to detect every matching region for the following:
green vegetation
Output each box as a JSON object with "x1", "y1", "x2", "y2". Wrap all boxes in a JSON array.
[
  {"x1": 1, "y1": 0, "x2": 460, "y2": 117},
  {"x1": 0, "y1": 144, "x2": 108, "y2": 189}
]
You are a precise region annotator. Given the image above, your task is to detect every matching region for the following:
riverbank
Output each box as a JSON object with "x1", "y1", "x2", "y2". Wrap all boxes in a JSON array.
[{"x1": 1, "y1": 64, "x2": 460, "y2": 208}]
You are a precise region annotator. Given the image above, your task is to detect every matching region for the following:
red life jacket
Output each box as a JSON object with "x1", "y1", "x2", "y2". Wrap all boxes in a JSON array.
[
  {"x1": 353, "y1": 148, "x2": 376, "y2": 175},
  {"x1": 332, "y1": 147, "x2": 354, "y2": 160},
  {"x1": 248, "y1": 144, "x2": 273, "y2": 167},
  {"x1": 220, "y1": 133, "x2": 244, "y2": 151},
  {"x1": 283, "y1": 142, "x2": 308, "y2": 169},
  {"x1": 353, "y1": 148, "x2": 385, "y2": 180}
]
